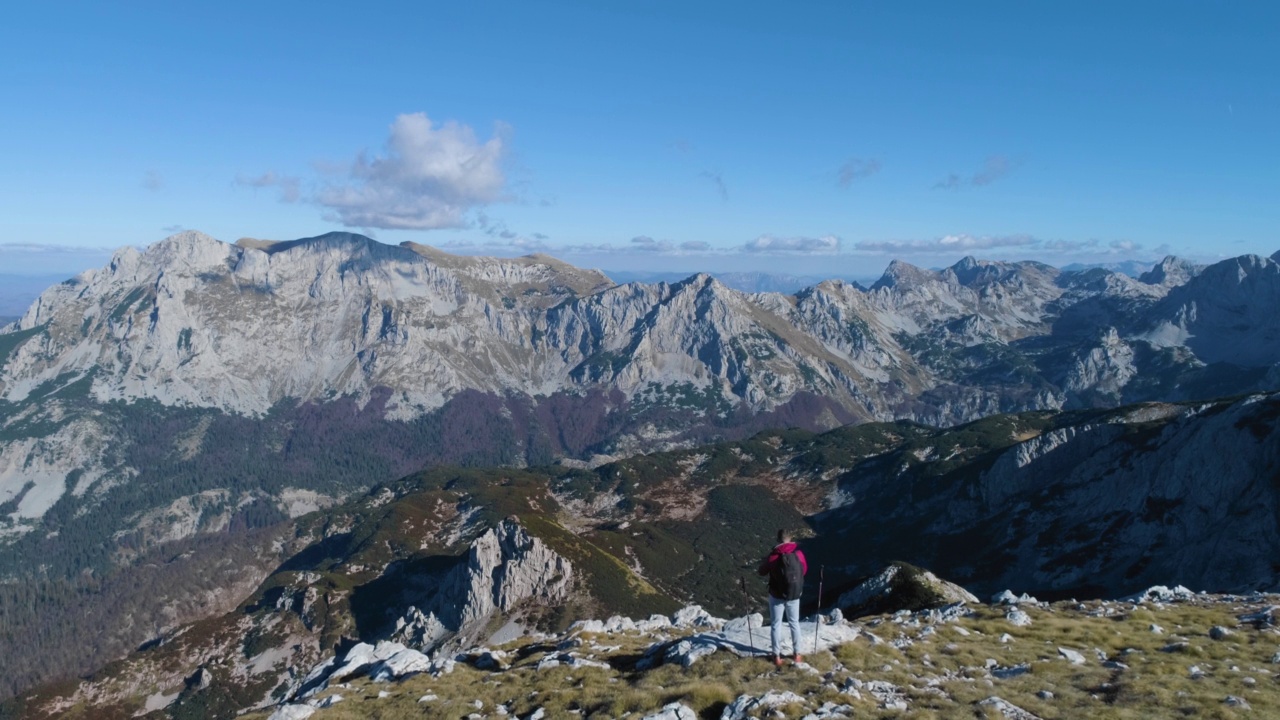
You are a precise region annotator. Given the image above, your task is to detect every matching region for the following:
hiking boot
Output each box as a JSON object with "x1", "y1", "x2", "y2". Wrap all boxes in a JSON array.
[
  {"x1": 772, "y1": 655, "x2": 784, "y2": 667},
  {"x1": 792, "y1": 654, "x2": 804, "y2": 664}
]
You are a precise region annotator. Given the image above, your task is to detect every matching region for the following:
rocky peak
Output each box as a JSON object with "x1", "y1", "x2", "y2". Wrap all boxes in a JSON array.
[
  {"x1": 945, "y1": 255, "x2": 996, "y2": 287},
  {"x1": 1143, "y1": 253, "x2": 1280, "y2": 365},
  {"x1": 869, "y1": 260, "x2": 937, "y2": 291},
  {"x1": 389, "y1": 518, "x2": 573, "y2": 652},
  {"x1": 945, "y1": 257, "x2": 1059, "y2": 291},
  {"x1": 1139, "y1": 255, "x2": 1201, "y2": 287}
]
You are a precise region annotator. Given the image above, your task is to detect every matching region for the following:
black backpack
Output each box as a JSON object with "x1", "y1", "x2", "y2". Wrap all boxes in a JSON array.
[{"x1": 770, "y1": 550, "x2": 804, "y2": 600}]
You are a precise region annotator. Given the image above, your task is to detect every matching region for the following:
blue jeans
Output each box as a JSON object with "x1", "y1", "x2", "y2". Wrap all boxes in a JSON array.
[{"x1": 769, "y1": 595, "x2": 802, "y2": 656}]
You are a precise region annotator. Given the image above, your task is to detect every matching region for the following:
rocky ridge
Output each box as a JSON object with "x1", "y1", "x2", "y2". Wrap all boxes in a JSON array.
[{"x1": 4, "y1": 234, "x2": 1278, "y2": 548}]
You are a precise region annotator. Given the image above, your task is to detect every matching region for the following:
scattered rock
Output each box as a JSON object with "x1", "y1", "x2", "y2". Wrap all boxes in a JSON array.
[
  {"x1": 1126, "y1": 585, "x2": 1196, "y2": 604},
  {"x1": 1150, "y1": 623, "x2": 1164, "y2": 634},
  {"x1": 642, "y1": 701, "x2": 698, "y2": 720},
  {"x1": 537, "y1": 651, "x2": 610, "y2": 670},
  {"x1": 992, "y1": 591, "x2": 1040, "y2": 606},
  {"x1": 801, "y1": 701, "x2": 857, "y2": 719},
  {"x1": 1006, "y1": 609, "x2": 1033, "y2": 627},
  {"x1": 977, "y1": 696, "x2": 1044, "y2": 719},
  {"x1": 992, "y1": 663, "x2": 1032, "y2": 679},
  {"x1": 1160, "y1": 642, "x2": 1191, "y2": 653},
  {"x1": 864, "y1": 680, "x2": 908, "y2": 710},
  {"x1": 573, "y1": 613, "x2": 673, "y2": 634},
  {"x1": 267, "y1": 706, "x2": 316, "y2": 720},
  {"x1": 672, "y1": 605, "x2": 724, "y2": 629},
  {"x1": 1225, "y1": 695, "x2": 1252, "y2": 709},
  {"x1": 1057, "y1": 647, "x2": 1086, "y2": 665},
  {"x1": 1238, "y1": 606, "x2": 1278, "y2": 628},
  {"x1": 1209, "y1": 626, "x2": 1234, "y2": 640},
  {"x1": 369, "y1": 647, "x2": 432, "y2": 681},
  {"x1": 720, "y1": 690, "x2": 808, "y2": 719},
  {"x1": 722, "y1": 613, "x2": 764, "y2": 634},
  {"x1": 1036, "y1": 690, "x2": 1054, "y2": 700}
]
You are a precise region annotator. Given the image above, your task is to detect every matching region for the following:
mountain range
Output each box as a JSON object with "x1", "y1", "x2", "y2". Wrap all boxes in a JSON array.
[{"x1": 3, "y1": 230, "x2": 1280, "y2": 706}]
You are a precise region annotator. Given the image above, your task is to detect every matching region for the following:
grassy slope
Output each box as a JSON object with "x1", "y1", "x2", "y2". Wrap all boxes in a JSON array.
[{"x1": 233, "y1": 594, "x2": 1280, "y2": 720}]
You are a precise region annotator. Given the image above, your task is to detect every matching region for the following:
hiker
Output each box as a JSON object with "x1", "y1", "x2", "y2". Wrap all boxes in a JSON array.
[{"x1": 757, "y1": 528, "x2": 807, "y2": 665}]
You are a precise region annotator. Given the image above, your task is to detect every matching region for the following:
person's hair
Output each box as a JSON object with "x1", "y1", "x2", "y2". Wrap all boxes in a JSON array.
[{"x1": 777, "y1": 529, "x2": 792, "y2": 543}]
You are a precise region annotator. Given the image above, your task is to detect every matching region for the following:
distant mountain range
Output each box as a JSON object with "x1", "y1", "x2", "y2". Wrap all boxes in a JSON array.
[
  {"x1": 3, "y1": 232, "x2": 1278, "y2": 559},
  {"x1": 1059, "y1": 259, "x2": 1167, "y2": 277},
  {"x1": 604, "y1": 269, "x2": 872, "y2": 295},
  {"x1": 3, "y1": 230, "x2": 1280, "y2": 703}
]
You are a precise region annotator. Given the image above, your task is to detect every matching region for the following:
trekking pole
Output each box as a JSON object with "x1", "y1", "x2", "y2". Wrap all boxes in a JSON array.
[
  {"x1": 738, "y1": 576, "x2": 757, "y2": 657},
  {"x1": 812, "y1": 565, "x2": 824, "y2": 655}
]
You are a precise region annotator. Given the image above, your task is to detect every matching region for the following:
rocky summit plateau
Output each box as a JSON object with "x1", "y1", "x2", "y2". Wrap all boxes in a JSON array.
[{"x1": 2, "y1": 231, "x2": 1280, "y2": 715}]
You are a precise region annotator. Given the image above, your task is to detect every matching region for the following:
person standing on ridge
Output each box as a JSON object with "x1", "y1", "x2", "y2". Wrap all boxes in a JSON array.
[{"x1": 757, "y1": 528, "x2": 807, "y2": 666}]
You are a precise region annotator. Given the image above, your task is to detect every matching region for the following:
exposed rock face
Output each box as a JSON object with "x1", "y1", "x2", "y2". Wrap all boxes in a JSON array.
[
  {"x1": 391, "y1": 519, "x2": 572, "y2": 651},
  {"x1": 5, "y1": 233, "x2": 1274, "y2": 429},
  {"x1": 1142, "y1": 254, "x2": 1280, "y2": 366},
  {"x1": 1140, "y1": 256, "x2": 1203, "y2": 287},
  {"x1": 4, "y1": 233, "x2": 1279, "y2": 536},
  {"x1": 817, "y1": 392, "x2": 1280, "y2": 597},
  {"x1": 836, "y1": 562, "x2": 978, "y2": 618}
]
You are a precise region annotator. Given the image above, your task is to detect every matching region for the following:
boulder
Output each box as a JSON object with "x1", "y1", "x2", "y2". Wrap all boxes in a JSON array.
[
  {"x1": 720, "y1": 691, "x2": 807, "y2": 720},
  {"x1": 671, "y1": 605, "x2": 724, "y2": 629},
  {"x1": 1124, "y1": 585, "x2": 1196, "y2": 603},
  {"x1": 976, "y1": 696, "x2": 1044, "y2": 719},
  {"x1": 642, "y1": 701, "x2": 698, "y2": 720},
  {"x1": 267, "y1": 706, "x2": 316, "y2": 720},
  {"x1": 836, "y1": 563, "x2": 978, "y2": 618}
]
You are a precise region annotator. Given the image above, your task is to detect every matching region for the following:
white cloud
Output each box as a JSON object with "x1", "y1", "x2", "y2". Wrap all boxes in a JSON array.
[
  {"x1": 236, "y1": 171, "x2": 301, "y2": 203},
  {"x1": 630, "y1": 235, "x2": 674, "y2": 252},
  {"x1": 837, "y1": 158, "x2": 881, "y2": 187},
  {"x1": 934, "y1": 155, "x2": 1015, "y2": 190},
  {"x1": 317, "y1": 112, "x2": 509, "y2": 230},
  {"x1": 745, "y1": 234, "x2": 842, "y2": 254},
  {"x1": 971, "y1": 156, "x2": 1012, "y2": 186},
  {"x1": 855, "y1": 234, "x2": 1036, "y2": 254},
  {"x1": 854, "y1": 234, "x2": 1162, "y2": 261}
]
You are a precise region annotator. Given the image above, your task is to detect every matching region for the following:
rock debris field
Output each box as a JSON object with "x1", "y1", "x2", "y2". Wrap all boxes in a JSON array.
[{"x1": 253, "y1": 586, "x2": 1280, "y2": 719}]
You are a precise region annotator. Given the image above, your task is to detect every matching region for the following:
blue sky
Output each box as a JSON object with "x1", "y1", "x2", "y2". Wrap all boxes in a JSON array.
[{"x1": 0, "y1": 1, "x2": 1276, "y2": 281}]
